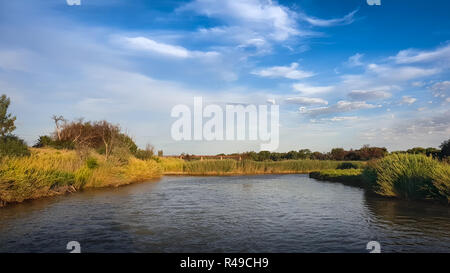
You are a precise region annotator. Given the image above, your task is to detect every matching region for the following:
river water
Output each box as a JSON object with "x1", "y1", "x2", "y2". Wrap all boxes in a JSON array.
[{"x1": 0, "y1": 174, "x2": 449, "y2": 253}]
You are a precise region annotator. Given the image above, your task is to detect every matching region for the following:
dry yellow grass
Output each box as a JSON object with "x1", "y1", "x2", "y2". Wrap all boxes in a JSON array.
[{"x1": 0, "y1": 148, "x2": 162, "y2": 206}]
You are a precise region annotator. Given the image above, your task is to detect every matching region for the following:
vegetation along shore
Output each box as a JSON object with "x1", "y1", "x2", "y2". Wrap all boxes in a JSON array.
[{"x1": 0, "y1": 94, "x2": 449, "y2": 206}]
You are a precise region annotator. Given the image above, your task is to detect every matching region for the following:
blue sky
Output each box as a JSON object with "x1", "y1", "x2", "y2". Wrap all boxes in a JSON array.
[{"x1": 1, "y1": 0, "x2": 449, "y2": 154}]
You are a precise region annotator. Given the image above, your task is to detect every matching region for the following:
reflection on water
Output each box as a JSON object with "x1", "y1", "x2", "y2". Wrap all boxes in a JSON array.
[{"x1": 0, "y1": 175, "x2": 448, "y2": 253}]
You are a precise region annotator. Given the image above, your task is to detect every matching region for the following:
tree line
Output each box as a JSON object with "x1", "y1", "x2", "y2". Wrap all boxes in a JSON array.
[{"x1": 0, "y1": 94, "x2": 449, "y2": 161}]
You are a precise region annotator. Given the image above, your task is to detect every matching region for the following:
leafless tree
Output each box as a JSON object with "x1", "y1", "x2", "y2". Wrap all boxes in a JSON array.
[{"x1": 51, "y1": 115, "x2": 66, "y2": 141}]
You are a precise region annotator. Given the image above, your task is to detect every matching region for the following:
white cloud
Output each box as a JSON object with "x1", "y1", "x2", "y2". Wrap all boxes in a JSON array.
[
  {"x1": 285, "y1": 97, "x2": 328, "y2": 106},
  {"x1": 391, "y1": 44, "x2": 450, "y2": 64},
  {"x1": 429, "y1": 81, "x2": 450, "y2": 100},
  {"x1": 299, "y1": 9, "x2": 358, "y2": 27},
  {"x1": 401, "y1": 96, "x2": 417, "y2": 105},
  {"x1": 179, "y1": 0, "x2": 300, "y2": 41},
  {"x1": 346, "y1": 53, "x2": 364, "y2": 67},
  {"x1": 292, "y1": 83, "x2": 334, "y2": 95},
  {"x1": 367, "y1": 64, "x2": 439, "y2": 81},
  {"x1": 121, "y1": 36, "x2": 219, "y2": 58},
  {"x1": 303, "y1": 100, "x2": 377, "y2": 117},
  {"x1": 348, "y1": 90, "x2": 392, "y2": 101},
  {"x1": 324, "y1": 116, "x2": 359, "y2": 122},
  {"x1": 252, "y1": 62, "x2": 314, "y2": 79}
]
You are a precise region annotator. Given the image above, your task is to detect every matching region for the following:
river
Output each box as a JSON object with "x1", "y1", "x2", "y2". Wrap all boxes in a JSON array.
[{"x1": 0, "y1": 174, "x2": 449, "y2": 252}]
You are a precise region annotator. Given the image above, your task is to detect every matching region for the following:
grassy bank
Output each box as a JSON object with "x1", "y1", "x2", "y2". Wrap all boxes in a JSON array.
[
  {"x1": 309, "y1": 154, "x2": 450, "y2": 204},
  {"x1": 161, "y1": 158, "x2": 365, "y2": 175},
  {"x1": 309, "y1": 169, "x2": 364, "y2": 187},
  {"x1": 363, "y1": 154, "x2": 450, "y2": 204},
  {"x1": 0, "y1": 148, "x2": 162, "y2": 206}
]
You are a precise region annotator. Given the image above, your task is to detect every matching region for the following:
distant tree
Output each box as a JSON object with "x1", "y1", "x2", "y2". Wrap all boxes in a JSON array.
[
  {"x1": 298, "y1": 149, "x2": 312, "y2": 159},
  {"x1": 0, "y1": 94, "x2": 17, "y2": 137},
  {"x1": 440, "y1": 139, "x2": 450, "y2": 158},
  {"x1": 407, "y1": 147, "x2": 426, "y2": 154},
  {"x1": 158, "y1": 150, "x2": 163, "y2": 157},
  {"x1": 425, "y1": 147, "x2": 440, "y2": 157},
  {"x1": 311, "y1": 151, "x2": 327, "y2": 160},
  {"x1": 258, "y1": 151, "x2": 271, "y2": 161},
  {"x1": 344, "y1": 149, "x2": 361, "y2": 160},
  {"x1": 330, "y1": 148, "x2": 347, "y2": 160}
]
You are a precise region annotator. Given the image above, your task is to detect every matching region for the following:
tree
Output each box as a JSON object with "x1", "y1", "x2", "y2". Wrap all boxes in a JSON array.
[
  {"x1": 440, "y1": 139, "x2": 450, "y2": 158},
  {"x1": 96, "y1": 120, "x2": 120, "y2": 160},
  {"x1": 52, "y1": 115, "x2": 66, "y2": 141},
  {"x1": 330, "y1": 148, "x2": 346, "y2": 160},
  {"x1": 0, "y1": 94, "x2": 16, "y2": 137}
]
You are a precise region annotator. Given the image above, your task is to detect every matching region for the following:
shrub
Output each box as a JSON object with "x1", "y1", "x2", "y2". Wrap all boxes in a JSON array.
[
  {"x1": 0, "y1": 135, "x2": 30, "y2": 158},
  {"x1": 337, "y1": 162, "x2": 359, "y2": 169},
  {"x1": 34, "y1": 135, "x2": 75, "y2": 149},
  {"x1": 134, "y1": 144, "x2": 155, "y2": 160}
]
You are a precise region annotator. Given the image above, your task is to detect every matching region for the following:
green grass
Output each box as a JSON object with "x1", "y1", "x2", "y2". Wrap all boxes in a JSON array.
[
  {"x1": 362, "y1": 154, "x2": 450, "y2": 204},
  {"x1": 309, "y1": 169, "x2": 364, "y2": 187},
  {"x1": 161, "y1": 159, "x2": 364, "y2": 175}
]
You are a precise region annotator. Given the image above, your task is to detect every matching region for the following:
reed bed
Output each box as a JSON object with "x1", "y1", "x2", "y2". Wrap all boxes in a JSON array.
[
  {"x1": 363, "y1": 154, "x2": 450, "y2": 204},
  {"x1": 161, "y1": 159, "x2": 363, "y2": 175},
  {"x1": 0, "y1": 148, "x2": 162, "y2": 206}
]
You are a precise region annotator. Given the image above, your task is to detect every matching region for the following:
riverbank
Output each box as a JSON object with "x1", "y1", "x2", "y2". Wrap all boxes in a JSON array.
[
  {"x1": 310, "y1": 154, "x2": 450, "y2": 205},
  {"x1": 309, "y1": 169, "x2": 364, "y2": 188},
  {"x1": 159, "y1": 157, "x2": 365, "y2": 175},
  {"x1": 1, "y1": 148, "x2": 365, "y2": 207},
  {"x1": 1, "y1": 149, "x2": 448, "y2": 207},
  {"x1": 0, "y1": 148, "x2": 162, "y2": 207}
]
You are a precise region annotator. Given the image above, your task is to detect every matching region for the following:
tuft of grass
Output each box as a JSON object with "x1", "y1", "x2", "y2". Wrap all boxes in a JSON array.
[{"x1": 362, "y1": 154, "x2": 450, "y2": 204}]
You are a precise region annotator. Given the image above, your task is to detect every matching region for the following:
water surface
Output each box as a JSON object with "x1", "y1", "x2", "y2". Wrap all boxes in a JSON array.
[{"x1": 0, "y1": 175, "x2": 449, "y2": 252}]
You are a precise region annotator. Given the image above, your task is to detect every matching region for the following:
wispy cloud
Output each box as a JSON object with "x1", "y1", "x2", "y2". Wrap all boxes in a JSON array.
[
  {"x1": 285, "y1": 97, "x2": 328, "y2": 106},
  {"x1": 429, "y1": 81, "x2": 450, "y2": 101},
  {"x1": 302, "y1": 101, "x2": 378, "y2": 117},
  {"x1": 121, "y1": 36, "x2": 219, "y2": 58},
  {"x1": 292, "y1": 83, "x2": 334, "y2": 95},
  {"x1": 401, "y1": 96, "x2": 417, "y2": 105},
  {"x1": 252, "y1": 62, "x2": 314, "y2": 79},
  {"x1": 348, "y1": 90, "x2": 392, "y2": 101},
  {"x1": 299, "y1": 9, "x2": 358, "y2": 27},
  {"x1": 346, "y1": 53, "x2": 364, "y2": 67},
  {"x1": 391, "y1": 44, "x2": 450, "y2": 64}
]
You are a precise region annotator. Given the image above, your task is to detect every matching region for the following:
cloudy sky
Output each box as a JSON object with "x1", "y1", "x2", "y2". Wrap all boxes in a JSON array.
[{"x1": 1, "y1": 0, "x2": 449, "y2": 154}]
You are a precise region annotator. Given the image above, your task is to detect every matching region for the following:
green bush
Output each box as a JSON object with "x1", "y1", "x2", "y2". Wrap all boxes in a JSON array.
[
  {"x1": 0, "y1": 135, "x2": 30, "y2": 158},
  {"x1": 34, "y1": 135, "x2": 75, "y2": 149},
  {"x1": 337, "y1": 162, "x2": 360, "y2": 169}
]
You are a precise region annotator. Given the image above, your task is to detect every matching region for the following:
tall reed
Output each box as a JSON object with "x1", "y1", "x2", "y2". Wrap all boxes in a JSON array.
[{"x1": 363, "y1": 153, "x2": 450, "y2": 203}]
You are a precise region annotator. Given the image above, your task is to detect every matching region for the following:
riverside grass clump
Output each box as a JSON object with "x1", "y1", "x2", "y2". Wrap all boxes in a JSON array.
[
  {"x1": 363, "y1": 154, "x2": 450, "y2": 204},
  {"x1": 309, "y1": 169, "x2": 364, "y2": 187},
  {"x1": 0, "y1": 148, "x2": 162, "y2": 206},
  {"x1": 160, "y1": 158, "x2": 364, "y2": 175}
]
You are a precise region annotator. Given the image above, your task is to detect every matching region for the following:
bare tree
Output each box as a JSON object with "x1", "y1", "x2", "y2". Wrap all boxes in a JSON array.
[
  {"x1": 51, "y1": 115, "x2": 66, "y2": 141},
  {"x1": 95, "y1": 120, "x2": 120, "y2": 160}
]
